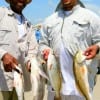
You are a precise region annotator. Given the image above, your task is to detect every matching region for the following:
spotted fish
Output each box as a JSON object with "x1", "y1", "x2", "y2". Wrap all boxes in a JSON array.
[
  {"x1": 47, "y1": 50, "x2": 62, "y2": 100},
  {"x1": 73, "y1": 50, "x2": 92, "y2": 100}
]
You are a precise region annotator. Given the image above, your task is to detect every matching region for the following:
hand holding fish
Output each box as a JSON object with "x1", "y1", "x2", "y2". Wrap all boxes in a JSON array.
[
  {"x1": 74, "y1": 50, "x2": 92, "y2": 100},
  {"x1": 2, "y1": 53, "x2": 18, "y2": 72},
  {"x1": 47, "y1": 50, "x2": 62, "y2": 100},
  {"x1": 84, "y1": 45, "x2": 99, "y2": 60}
]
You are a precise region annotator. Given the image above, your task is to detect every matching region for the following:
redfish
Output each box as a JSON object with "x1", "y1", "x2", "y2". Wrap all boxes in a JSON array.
[
  {"x1": 47, "y1": 50, "x2": 62, "y2": 100},
  {"x1": 73, "y1": 50, "x2": 92, "y2": 100}
]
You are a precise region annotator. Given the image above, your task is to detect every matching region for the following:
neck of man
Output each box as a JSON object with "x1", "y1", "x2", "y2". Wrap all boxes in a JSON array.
[
  {"x1": 62, "y1": 2, "x2": 77, "y2": 11},
  {"x1": 10, "y1": 6, "x2": 22, "y2": 15}
]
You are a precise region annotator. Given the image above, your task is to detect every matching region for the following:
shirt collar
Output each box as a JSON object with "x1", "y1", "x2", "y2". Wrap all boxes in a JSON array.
[
  {"x1": 7, "y1": 7, "x2": 31, "y2": 28},
  {"x1": 63, "y1": 5, "x2": 80, "y2": 16},
  {"x1": 7, "y1": 7, "x2": 26, "y2": 22},
  {"x1": 7, "y1": 7, "x2": 15, "y2": 16}
]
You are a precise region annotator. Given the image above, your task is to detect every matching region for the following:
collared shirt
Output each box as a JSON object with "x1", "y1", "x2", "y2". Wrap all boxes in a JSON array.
[
  {"x1": 39, "y1": 4, "x2": 100, "y2": 96},
  {"x1": 0, "y1": 6, "x2": 38, "y2": 91},
  {"x1": 15, "y1": 13, "x2": 26, "y2": 39}
]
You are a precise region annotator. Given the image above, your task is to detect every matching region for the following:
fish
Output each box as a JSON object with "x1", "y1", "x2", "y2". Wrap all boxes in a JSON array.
[
  {"x1": 47, "y1": 50, "x2": 62, "y2": 100},
  {"x1": 73, "y1": 50, "x2": 92, "y2": 100},
  {"x1": 13, "y1": 64, "x2": 24, "y2": 100},
  {"x1": 30, "y1": 55, "x2": 48, "y2": 100}
]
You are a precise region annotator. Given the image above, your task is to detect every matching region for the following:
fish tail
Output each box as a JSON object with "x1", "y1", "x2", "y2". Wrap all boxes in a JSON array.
[
  {"x1": 86, "y1": 94, "x2": 92, "y2": 100},
  {"x1": 54, "y1": 92, "x2": 61, "y2": 100},
  {"x1": 54, "y1": 96, "x2": 61, "y2": 100},
  {"x1": 86, "y1": 98, "x2": 90, "y2": 100}
]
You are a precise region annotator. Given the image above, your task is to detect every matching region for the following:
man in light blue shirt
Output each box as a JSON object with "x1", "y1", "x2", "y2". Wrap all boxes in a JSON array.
[{"x1": 0, "y1": 0, "x2": 38, "y2": 100}]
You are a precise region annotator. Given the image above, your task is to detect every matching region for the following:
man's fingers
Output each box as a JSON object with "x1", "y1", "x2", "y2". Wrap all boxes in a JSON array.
[
  {"x1": 4, "y1": 64, "x2": 12, "y2": 72},
  {"x1": 85, "y1": 52, "x2": 95, "y2": 60}
]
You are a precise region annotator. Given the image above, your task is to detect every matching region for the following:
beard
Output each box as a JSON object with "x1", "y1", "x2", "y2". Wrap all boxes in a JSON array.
[
  {"x1": 10, "y1": 3, "x2": 26, "y2": 14},
  {"x1": 62, "y1": 4, "x2": 74, "y2": 11}
]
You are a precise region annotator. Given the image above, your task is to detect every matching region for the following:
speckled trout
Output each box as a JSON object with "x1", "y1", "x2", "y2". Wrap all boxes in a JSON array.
[
  {"x1": 30, "y1": 55, "x2": 48, "y2": 100},
  {"x1": 73, "y1": 50, "x2": 92, "y2": 100},
  {"x1": 13, "y1": 64, "x2": 24, "y2": 100},
  {"x1": 47, "y1": 50, "x2": 62, "y2": 100}
]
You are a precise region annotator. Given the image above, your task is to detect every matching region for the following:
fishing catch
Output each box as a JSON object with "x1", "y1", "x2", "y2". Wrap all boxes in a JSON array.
[
  {"x1": 30, "y1": 55, "x2": 48, "y2": 100},
  {"x1": 13, "y1": 64, "x2": 24, "y2": 100},
  {"x1": 47, "y1": 50, "x2": 62, "y2": 100},
  {"x1": 73, "y1": 50, "x2": 92, "y2": 100}
]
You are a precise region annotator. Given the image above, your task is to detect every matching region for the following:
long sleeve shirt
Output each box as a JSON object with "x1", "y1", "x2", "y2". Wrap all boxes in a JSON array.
[
  {"x1": 39, "y1": 5, "x2": 100, "y2": 95},
  {"x1": 0, "y1": 7, "x2": 38, "y2": 91}
]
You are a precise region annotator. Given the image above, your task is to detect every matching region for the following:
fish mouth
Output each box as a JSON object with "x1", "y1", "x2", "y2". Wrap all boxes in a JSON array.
[
  {"x1": 76, "y1": 51, "x2": 86, "y2": 64},
  {"x1": 77, "y1": 56, "x2": 86, "y2": 64}
]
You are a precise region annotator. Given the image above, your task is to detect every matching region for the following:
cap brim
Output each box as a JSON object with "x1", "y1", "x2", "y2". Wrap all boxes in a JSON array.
[
  {"x1": 5, "y1": 0, "x2": 32, "y2": 4},
  {"x1": 55, "y1": 0, "x2": 85, "y2": 11}
]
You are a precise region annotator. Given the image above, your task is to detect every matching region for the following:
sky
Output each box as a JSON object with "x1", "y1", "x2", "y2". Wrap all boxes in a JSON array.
[{"x1": 0, "y1": 0, "x2": 100, "y2": 24}]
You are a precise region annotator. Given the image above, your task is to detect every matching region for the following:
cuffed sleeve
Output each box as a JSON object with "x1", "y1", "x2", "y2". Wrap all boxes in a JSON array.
[{"x1": 0, "y1": 48, "x2": 7, "y2": 60}]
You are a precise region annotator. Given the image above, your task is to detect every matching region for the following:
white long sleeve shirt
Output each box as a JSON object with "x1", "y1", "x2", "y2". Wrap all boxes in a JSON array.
[
  {"x1": 39, "y1": 5, "x2": 100, "y2": 96},
  {"x1": 0, "y1": 7, "x2": 38, "y2": 91},
  {"x1": 15, "y1": 13, "x2": 26, "y2": 39}
]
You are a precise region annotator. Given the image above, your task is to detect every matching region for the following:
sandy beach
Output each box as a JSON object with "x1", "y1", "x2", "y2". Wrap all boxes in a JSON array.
[
  {"x1": 43, "y1": 75, "x2": 100, "y2": 100},
  {"x1": 93, "y1": 75, "x2": 100, "y2": 100},
  {"x1": 24, "y1": 75, "x2": 100, "y2": 100}
]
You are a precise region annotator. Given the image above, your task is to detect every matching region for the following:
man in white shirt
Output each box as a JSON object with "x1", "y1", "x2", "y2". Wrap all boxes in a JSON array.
[
  {"x1": 39, "y1": 0, "x2": 100, "y2": 100},
  {"x1": 0, "y1": 0, "x2": 38, "y2": 100}
]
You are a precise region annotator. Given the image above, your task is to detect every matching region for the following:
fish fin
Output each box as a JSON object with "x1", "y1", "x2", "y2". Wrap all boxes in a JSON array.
[
  {"x1": 54, "y1": 94, "x2": 61, "y2": 100},
  {"x1": 41, "y1": 59, "x2": 46, "y2": 65},
  {"x1": 38, "y1": 69, "x2": 49, "y2": 80},
  {"x1": 48, "y1": 64, "x2": 52, "y2": 70},
  {"x1": 38, "y1": 57, "x2": 46, "y2": 64},
  {"x1": 14, "y1": 64, "x2": 23, "y2": 75}
]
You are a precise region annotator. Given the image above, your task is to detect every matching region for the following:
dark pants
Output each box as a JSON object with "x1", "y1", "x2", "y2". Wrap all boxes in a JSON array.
[{"x1": 0, "y1": 88, "x2": 18, "y2": 100}]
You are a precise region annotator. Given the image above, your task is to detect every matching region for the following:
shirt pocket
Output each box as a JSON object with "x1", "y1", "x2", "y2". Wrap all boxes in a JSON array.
[
  {"x1": 0, "y1": 27, "x2": 11, "y2": 41},
  {"x1": 73, "y1": 20, "x2": 90, "y2": 39}
]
